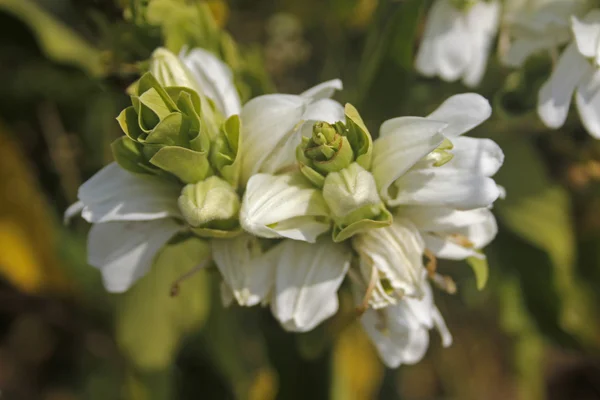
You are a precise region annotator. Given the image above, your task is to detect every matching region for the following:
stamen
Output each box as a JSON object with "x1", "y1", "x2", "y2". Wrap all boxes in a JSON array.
[
  {"x1": 424, "y1": 249, "x2": 438, "y2": 277},
  {"x1": 170, "y1": 260, "x2": 210, "y2": 297},
  {"x1": 356, "y1": 263, "x2": 378, "y2": 316},
  {"x1": 431, "y1": 273, "x2": 457, "y2": 294}
]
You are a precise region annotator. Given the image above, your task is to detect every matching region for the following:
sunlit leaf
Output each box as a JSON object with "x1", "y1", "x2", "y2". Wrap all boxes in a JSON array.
[
  {"x1": 0, "y1": 125, "x2": 70, "y2": 294},
  {"x1": 494, "y1": 138, "x2": 600, "y2": 347},
  {"x1": 0, "y1": 0, "x2": 105, "y2": 76},
  {"x1": 115, "y1": 234, "x2": 211, "y2": 370},
  {"x1": 467, "y1": 256, "x2": 489, "y2": 290}
]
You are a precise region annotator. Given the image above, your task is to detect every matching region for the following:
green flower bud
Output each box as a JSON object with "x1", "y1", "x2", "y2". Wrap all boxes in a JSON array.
[
  {"x1": 297, "y1": 104, "x2": 373, "y2": 188},
  {"x1": 178, "y1": 176, "x2": 241, "y2": 238},
  {"x1": 149, "y1": 48, "x2": 200, "y2": 92},
  {"x1": 113, "y1": 72, "x2": 223, "y2": 184},
  {"x1": 322, "y1": 163, "x2": 392, "y2": 242}
]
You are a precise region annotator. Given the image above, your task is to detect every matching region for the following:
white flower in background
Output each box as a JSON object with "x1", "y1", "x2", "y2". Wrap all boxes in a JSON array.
[
  {"x1": 358, "y1": 274, "x2": 452, "y2": 368},
  {"x1": 501, "y1": 0, "x2": 589, "y2": 67},
  {"x1": 65, "y1": 164, "x2": 182, "y2": 292},
  {"x1": 415, "y1": 0, "x2": 501, "y2": 87},
  {"x1": 538, "y1": 9, "x2": 600, "y2": 138}
]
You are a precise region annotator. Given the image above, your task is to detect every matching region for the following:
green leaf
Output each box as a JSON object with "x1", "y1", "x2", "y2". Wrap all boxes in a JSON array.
[
  {"x1": 211, "y1": 115, "x2": 241, "y2": 187},
  {"x1": 343, "y1": 104, "x2": 373, "y2": 170},
  {"x1": 115, "y1": 234, "x2": 211, "y2": 370},
  {"x1": 0, "y1": 0, "x2": 105, "y2": 76},
  {"x1": 149, "y1": 146, "x2": 211, "y2": 184},
  {"x1": 111, "y1": 137, "x2": 155, "y2": 176},
  {"x1": 495, "y1": 138, "x2": 600, "y2": 346},
  {"x1": 466, "y1": 256, "x2": 489, "y2": 290}
]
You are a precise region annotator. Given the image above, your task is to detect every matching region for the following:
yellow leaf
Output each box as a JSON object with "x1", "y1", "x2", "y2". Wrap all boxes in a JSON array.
[
  {"x1": 331, "y1": 322, "x2": 384, "y2": 400},
  {"x1": 0, "y1": 125, "x2": 70, "y2": 294}
]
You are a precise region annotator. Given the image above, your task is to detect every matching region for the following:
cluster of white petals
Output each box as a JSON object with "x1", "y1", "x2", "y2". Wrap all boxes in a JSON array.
[{"x1": 67, "y1": 46, "x2": 505, "y2": 368}]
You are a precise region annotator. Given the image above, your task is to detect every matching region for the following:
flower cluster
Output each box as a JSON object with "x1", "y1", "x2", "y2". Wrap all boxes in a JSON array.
[
  {"x1": 66, "y1": 47, "x2": 504, "y2": 367},
  {"x1": 415, "y1": 0, "x2": 600, "y2": 139}
]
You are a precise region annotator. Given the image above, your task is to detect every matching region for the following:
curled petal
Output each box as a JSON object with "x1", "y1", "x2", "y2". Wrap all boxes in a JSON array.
[
  {"x1": 373, "y1": 117, "x2": 446, "y2": 200},
  {"x1": 353, "y1": 218, "x2": 426, "y2": 299},
  {"x1": 426, "y1": 93, "x2": 492, "y2": 137},
  {"x1": 271, "y1": 239, "x2": 350, "y2": 332},
  {"x1": 241, "y1": 173, "x2": 331, "y2": 242},
  {"x1": 180, "y1": 48, "x2": 242, "y2": 117},
  {"x1": 570, "y1": 11, "x2": 600, "y2": 59},
  {"x1": 300, "y1": 79, "x2": 343, "y2": 101}
]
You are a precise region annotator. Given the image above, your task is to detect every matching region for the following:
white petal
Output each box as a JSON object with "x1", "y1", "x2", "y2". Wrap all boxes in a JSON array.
[
  {"x1": 271, "y1": 239, "x2": 350, "y2": 332},
  {"x1": 87, "y1": 219, "x2": 179, "y2": 292},
  {"x1": 353, "y1": 218, "x2": 426, "y2": 298},
  {"x1": 240, "y1": 95, "x2": 307, "y2": 185},
  {"x1": 537, "y1": 43, "x2": 591, "y2": 129},
  {"x1": 180, "y1": 48, "x2": 242, "y2": 117},
  {"x1": 78, "y1": 163, "x2": 181, "y2": 223},
  {"x1": 446, "y1": 136, "x2": 504, "y2": 177},
  {"x1": 300, "y1": 79, "x2": 343, "y2": 101},
  {"x1": 64, "y1": 201, "x2": 84, "y2": 224},
  {"x1": 391, "y1": 168, "x2": 501, "y2": 209},
  {"x1": 240, "y1": 173, "x2": 330, "y2": 242},
  {"x1": 575, "y1": 68, "x2": 600, "y2": 138},
  {"x1": 432, "y1": 306, "x2": 453, "y2": 347},
  {"x1": 426, "y1": 93, "x2": 492, "y2": 137},
  {"x1": 570, "y1": 11, "x2": 600, "y2": 59},
  {"x1": 302, "y1": 98, "x2": 345, "y2": 123},
  {"x1": 401, "y1": 205, "x2": 490, "y2": 232},
  {"x1": 423, "y1": 233, "x2": 479, "y2": 259},
  {"x1": 211, "y1": 235, "x2": 280, "y2": 306},
  {"x1": 373, "y1": 117, "x2": 446, "y2": 200},
  {"x1": 462, "y1": 1, "x2": 500, "y2": 87}
]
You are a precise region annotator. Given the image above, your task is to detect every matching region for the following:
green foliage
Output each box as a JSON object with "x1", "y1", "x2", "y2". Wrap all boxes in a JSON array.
[{"x1": 115, "y1": 234, "x2": 211, "y2": 370}]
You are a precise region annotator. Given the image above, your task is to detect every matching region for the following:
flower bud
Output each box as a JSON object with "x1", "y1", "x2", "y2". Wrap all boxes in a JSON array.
[
  {"x1": 149, "y1": 48, "x2": 201, "y2": 92},
  {"x1": 178, "y1": 176, "x2": 241, "y2": 238},
  {"x1": 113, "y1": 72, "x2": 222, "y2": 184},
  {"x1": 322, "y1": 163, "x2": 392, "y2": 242},
  {"x1": 297, "y1": 104, "x2": 372, "y2": 188}
]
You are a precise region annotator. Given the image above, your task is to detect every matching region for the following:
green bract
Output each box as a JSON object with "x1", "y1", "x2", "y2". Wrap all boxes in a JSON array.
[
  {"x1": 112, "y1": 72, "x2": 222, "y2": 184},
  {"x1": 297, "y1": 103, "x2": 373, "y2": 188},
  {"x1": 297, "y1": 103, "x2": 391, "y2": 242}
]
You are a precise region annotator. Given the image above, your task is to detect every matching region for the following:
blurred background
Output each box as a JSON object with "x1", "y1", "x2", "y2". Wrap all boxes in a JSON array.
[{"x1": 1, "y1": 0, "x2": 600, "y2": 399}]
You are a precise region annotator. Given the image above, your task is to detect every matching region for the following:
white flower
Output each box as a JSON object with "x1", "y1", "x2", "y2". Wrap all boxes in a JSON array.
[
  {"x1": 415, "y1": 0, "x2": 501, "y2": 87},
  {"x1": 65, "y1": 163, "x2": 182, "y2": 292},
  {"x1": 239, "y1": 79, "x2": 344, "y2": 185},
  {"x1": 359, "y1": 276, "x2": 452, "y2": 368},
  {"x1": 538, "y1": 9, "x2": 600, "y2": 138},
  {"x1": 501, "y1": 0, "x2": 589, "y2": 67}
]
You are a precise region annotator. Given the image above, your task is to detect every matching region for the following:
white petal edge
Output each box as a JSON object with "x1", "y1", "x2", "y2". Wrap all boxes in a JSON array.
[
  {"x1": 87, "y1": 219, "x2": 180, "y2": 293},
  {"x1": 240, "y1": 95, "x2": 307, "y2": 185},
  {"x1": 180, "y1": 48, "x2": 242, "y2": 117},
  {"x1": 373, "y1": 117, "x2": 446, "y2": 200},
  {"x1": 537, "y1": 43, "x2": 591, "y2": 129},
  {"x1": 570, "y1": 11, "x2": 600, "y2": 59},
  {"x1": 78, "y1": 163, "x2": 182, "y2": 223},
  {"x1": 300, "y1": 79, "x2": 343, "y2": 101},
  {"x1": 426, "y1": 93, "x2": 492, "y2": 137}
]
